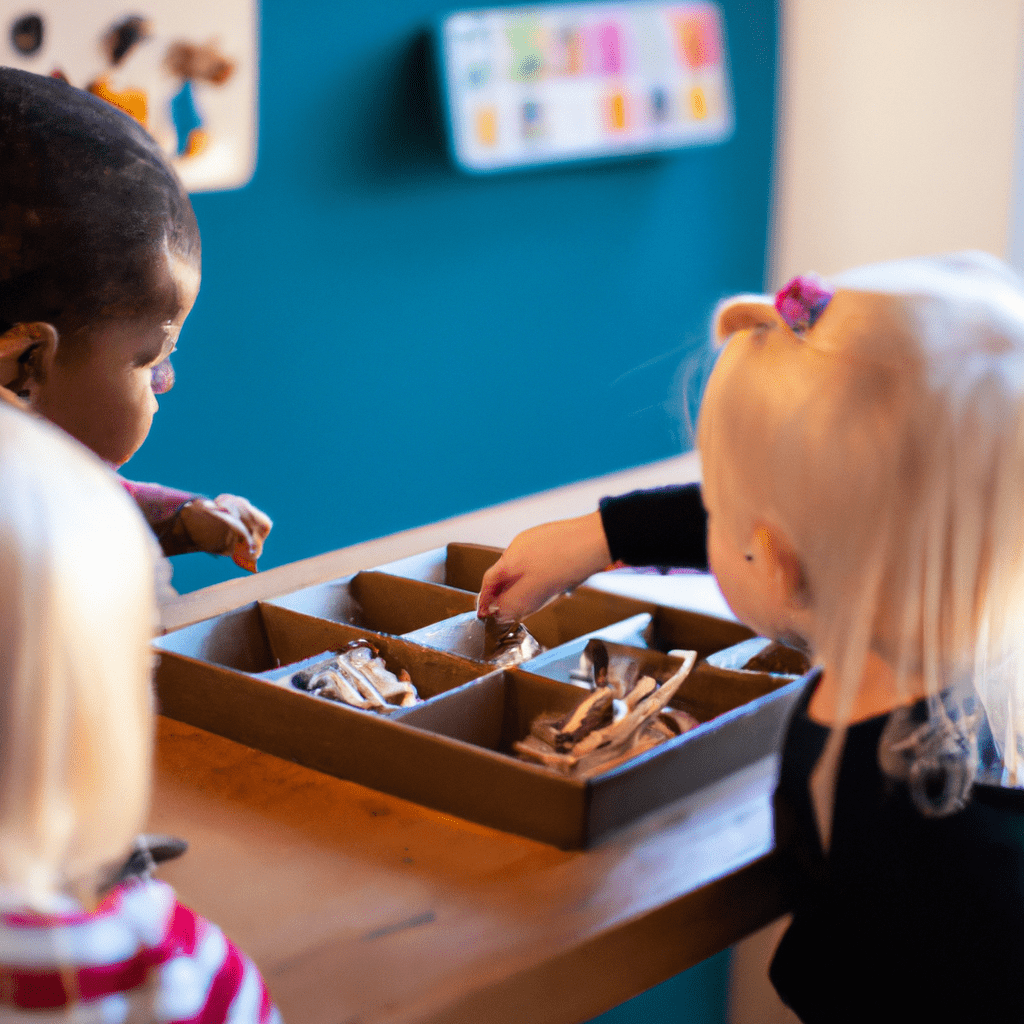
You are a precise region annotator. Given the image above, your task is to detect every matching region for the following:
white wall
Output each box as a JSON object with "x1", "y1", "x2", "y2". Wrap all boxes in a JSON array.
[{"x1": 771, "y1": 0, "x2": 1024, "y2": 285}]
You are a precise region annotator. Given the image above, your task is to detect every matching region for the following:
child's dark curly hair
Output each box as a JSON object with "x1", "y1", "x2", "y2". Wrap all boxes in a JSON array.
[{"x1": 0, "y1": 67, "x2": 200, "y2": 342}]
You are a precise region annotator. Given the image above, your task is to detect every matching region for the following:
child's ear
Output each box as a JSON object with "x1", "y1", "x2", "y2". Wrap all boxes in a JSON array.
[
  {"x1": 752, "y1": 522, "x2": 811, "y2": 609},
  {"x1": 714, "y1": 297, "x2": 780, "y2": 342},
  {"x1": 0, "y1": 322, "x2": 59, "y2": 397}
]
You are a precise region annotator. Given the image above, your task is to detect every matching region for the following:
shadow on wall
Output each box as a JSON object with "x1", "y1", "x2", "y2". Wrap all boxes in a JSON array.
[{"x1": 349, "y1": 31, "x2": 450, "y2": 186}]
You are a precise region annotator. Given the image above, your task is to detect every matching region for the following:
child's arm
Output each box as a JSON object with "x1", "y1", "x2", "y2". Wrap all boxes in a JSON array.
[
  {"x1": 477, "y1": 483, "x2": 708, "y2": 622},
  {"x1": 119, "y1": 478, "x2": 272, "y2": 571},
  {"x1": 176, "y1": 494, "x2": 273, "y2": 573},
  {"x1": 130, "y1": 880, "x2": 282, "y2": 1024},
  {"x1": 477, "y1": 510, "x2": 611, "y2": 622},
  {"x1": 599, "y1": 483, "x2": 709, "y2": 567},
  {"x1": 161, "y1": 894, "x2": 283, "y2": 1024}
]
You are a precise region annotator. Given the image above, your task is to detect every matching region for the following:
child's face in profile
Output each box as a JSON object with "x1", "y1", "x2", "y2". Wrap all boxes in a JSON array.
[
  {"x1": 699, "y1": 329, "x2": 796, "y2": 642},
  {"x1": 704, "y1": 493, "x2": 774, "y2": 638},
  {"x1": 31, "y1": 246, "x2": 199, "y2": 466}
]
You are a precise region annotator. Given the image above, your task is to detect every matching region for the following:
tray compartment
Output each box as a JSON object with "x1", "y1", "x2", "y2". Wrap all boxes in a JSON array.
[
  {"x1": 509, "y1": 602, "x2": 761, "y2": 682},
  {"x1": 704, "y1": 637, "x2": 813, "y2": 677},
  {"x1": 399, "y1": 667, "x2": 584, "y2": 748},
  {"x1": 519, "y1": 640, "x2": 794, "y2": 723},
  {"x1": 524, "y1": 587, "x2": 654, "y2": 648},
  {"x1": 374, "y1": 543, "x2": 503, "y2": 593},
  {"x1": 154, "y1": 602, "x2": 488, "y2": 714},
  {"x1": 646, "y1": 604, "x2": 756, "y2": 657},
  {"x1": 264, "y1": 571, "x2": 476, "y2": 634},
  {"x1": 401, "y1": 662, "x2": 806, "y2": 846},
  {"x1": 403, "y1": 586, "x2": 661, "y2": 663}
]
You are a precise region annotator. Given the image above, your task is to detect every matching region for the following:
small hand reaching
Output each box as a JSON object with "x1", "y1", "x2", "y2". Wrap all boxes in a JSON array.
[
  {"x1": 477, "y1": 510, "x2": 613, "y2": 623},
  {"x1": 177, "y1": 493, "x2": 273, "y2": 572}
]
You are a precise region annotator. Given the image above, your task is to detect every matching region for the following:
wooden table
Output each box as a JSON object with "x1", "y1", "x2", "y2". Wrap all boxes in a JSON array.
[{"x1": 149, "y1": 453, "x2": 789, "y2": 1024}]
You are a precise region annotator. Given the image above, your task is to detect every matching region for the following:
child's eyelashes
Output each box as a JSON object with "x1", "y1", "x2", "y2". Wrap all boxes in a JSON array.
[{"x1": 150, "y1": 357, "x2": 175, "y2": 394}]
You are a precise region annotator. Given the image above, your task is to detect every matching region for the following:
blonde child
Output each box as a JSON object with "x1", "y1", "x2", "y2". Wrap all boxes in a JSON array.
[
  {"x1": 0, "y1": 399, "x2": 280, "y2": 1022},
  {"x1": 0, "y1": 66, "x2": 270, "y2": 571},
  {"x1": 483, "y1": 253, "x2": 1024, "y2": 1021},
  {"x1": 698, "y1": 252, "x2": 1024, "y2": 1020}
]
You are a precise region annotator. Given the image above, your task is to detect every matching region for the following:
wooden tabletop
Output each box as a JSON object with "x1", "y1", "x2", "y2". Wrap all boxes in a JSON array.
[
  {"x1": 149, "y1": 720, "x2": 785, "y2": 1024},
  {"x1": 148, "y1": 453, "x2": 790, "y2": 1024}
]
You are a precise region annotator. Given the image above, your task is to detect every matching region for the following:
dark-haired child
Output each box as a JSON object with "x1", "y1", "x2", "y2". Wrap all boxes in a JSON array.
[{"x1": 0, "y1": 66, "x2": 270, "y2": 571}]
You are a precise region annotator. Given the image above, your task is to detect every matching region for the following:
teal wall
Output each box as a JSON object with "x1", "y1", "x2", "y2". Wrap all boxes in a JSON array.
[
  {"x1": 134, "y1": 3, "x2": 775, "y2": 1019},
  {"x1": 130, "y1": 0, "x2": 777, "y2": 600},
  {"x1": 589, "y1": 949, "x2": 731, "y2": 1023}
]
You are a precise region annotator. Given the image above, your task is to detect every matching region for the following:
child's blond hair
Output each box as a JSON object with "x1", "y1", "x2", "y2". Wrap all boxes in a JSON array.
[
  {"x1": 0, "y1": 404, "x2": 156, "y2": 905},
  {"x1": 698, "y1": 252, "x2": 1024, "y2": 793}
]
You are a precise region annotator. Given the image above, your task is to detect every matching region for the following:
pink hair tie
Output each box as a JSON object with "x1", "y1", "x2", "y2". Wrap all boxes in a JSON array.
[{"x1": 774, "y1": 274, "x2": 835, "y2": 334}]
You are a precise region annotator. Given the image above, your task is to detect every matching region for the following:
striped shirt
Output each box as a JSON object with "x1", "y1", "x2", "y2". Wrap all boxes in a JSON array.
[{"x1": 0, "y1": 879, "x2": 281, "y2": 1023}]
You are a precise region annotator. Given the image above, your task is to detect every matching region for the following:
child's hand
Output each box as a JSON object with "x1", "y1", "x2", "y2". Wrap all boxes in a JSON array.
[
  {"x1": 178, "y1": 494, "x2": 272, "y2": 572},
  {"x1": 477, "y1": 510, "x2": 613, "y2": 622}
]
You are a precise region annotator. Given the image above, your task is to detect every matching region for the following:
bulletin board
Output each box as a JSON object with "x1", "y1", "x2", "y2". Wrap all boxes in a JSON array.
[{"x1": 0, "y1": 0, "x2": 257, "y2": 191}]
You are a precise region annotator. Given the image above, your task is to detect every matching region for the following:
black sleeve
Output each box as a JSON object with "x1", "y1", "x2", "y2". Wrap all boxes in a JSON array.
[{"x1": 598, "y1": 482, "x2": 708, "y2": 570}]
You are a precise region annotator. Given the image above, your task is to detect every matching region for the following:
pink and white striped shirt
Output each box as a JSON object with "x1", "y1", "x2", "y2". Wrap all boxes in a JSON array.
[{"x1": 0, "y1": 878, "x2": 281, "y2": 1023}]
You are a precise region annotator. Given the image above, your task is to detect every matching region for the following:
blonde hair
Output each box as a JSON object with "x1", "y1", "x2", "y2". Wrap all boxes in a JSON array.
[
  {"x1": 698, "y1": 252, "x2": 1024, "y2": 790},
  {"x1": 0, "y1": 403, "x2": 156, "y2": 905}
]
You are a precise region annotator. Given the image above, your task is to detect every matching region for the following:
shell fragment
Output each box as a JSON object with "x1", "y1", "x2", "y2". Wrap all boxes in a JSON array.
[{"x1": 291, "y1": 641, "x2": 420, "y2": 713}]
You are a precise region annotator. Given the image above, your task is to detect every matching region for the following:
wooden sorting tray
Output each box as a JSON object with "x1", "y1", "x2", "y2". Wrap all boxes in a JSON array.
[{"x1": 153, "y1": 554, "x2": 806, "y2": 848}]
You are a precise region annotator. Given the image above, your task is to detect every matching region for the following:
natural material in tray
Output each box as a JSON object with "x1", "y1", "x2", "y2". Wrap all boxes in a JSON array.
[
  {"x1": 290, "y1": 639, "x2": 419, "y2": 713},
  {"x1": 514, "y1": 643, "x2": 698, "y2": 776}
]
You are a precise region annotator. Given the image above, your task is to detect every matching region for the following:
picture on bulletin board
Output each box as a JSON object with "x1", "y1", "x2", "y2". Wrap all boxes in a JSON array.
[
  {"x1": 437, "y1": 1, "x2": 734, "y2": 173},
  {"x1": 0, "y1": 0, "x2": 258, "y2": 192}
]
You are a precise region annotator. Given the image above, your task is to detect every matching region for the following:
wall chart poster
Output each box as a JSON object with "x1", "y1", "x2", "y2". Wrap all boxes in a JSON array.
[
  {"x1": 439, "y1": 2, "x2": 734, "y2": 173},
  {"x1": 0, "y1": 0, "x2": 258, "y2": 192}
]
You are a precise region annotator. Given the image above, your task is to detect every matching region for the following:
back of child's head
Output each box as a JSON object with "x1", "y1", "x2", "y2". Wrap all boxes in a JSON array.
[
  {"x1": 698, "y1": 252, "x2": 1024, "y2": 776},
  {"x1": 0, "y1": 402, "x2": 156, "y2": 906},
  {"x1": 0, "y1": 66, "x2": 199, "y2": 343}
]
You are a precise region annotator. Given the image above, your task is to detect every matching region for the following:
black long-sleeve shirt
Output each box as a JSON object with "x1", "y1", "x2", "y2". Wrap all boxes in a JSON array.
[
  {"x1": 771, "y1": 674, "x2": 1024, "y2": 1022},
  {"x1": 598, "y1": 482, "x2": 708, "y2": 569}
]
